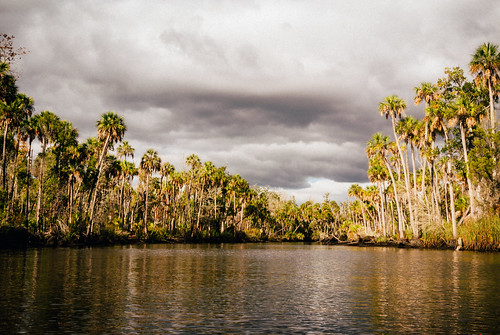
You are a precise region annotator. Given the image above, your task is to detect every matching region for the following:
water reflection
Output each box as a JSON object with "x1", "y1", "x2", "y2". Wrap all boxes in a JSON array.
[{"x1": 1, "y1": 244, "x2": 500, "y2": 334}]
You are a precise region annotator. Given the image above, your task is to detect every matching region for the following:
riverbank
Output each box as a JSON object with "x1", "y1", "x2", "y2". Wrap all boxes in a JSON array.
[
  {"x1": 1, "y1": 225, "x2": 499, "y2": 251},
  {"x1": 0, "y1": 226, "x2": 265, "y2": 248}
]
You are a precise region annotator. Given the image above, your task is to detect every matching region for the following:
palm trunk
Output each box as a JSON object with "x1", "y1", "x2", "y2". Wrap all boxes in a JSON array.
[
  {"x1": 119, "y1": 175, "x2": 126, "y2": 228},
  {"x1": 35, "y1": 141, "x2": 46, "y2": 232},
  {"x1": 68, "y1": 176, "x2": 74, "y2": 227},
  {"x1": 88, "y1": 134, "x2": 110, "y2": 235},
  {"x1": 378, "y1": 182, "x2": 386, "y2": 236},
  {"x1": 411, "y1": 143, "x2": 418, "y2": 192},
  {"x1": 2, "y1": 123, "x2": 9, "y2": 190},
  {"x1": 392, "y1": 117, "x2": 416, "y2": 237},
  {"x1": 448, "y1": 160, "x2": 457, "y2": 239},
  {"x1": 459, "y1": 123, "x2": 476, "y2": 216},
  {"x1": 25, "y1": 145, "x2": 32, "y2": 226},
  {"x1": 489, "y1": 80, "x2": 496, "y2": 131},
  {"x1": 385, "y1": 160, "x2": 404, "y2": 238},
  {"x1": 144, "y1": 173, "x2": 149, "y2": 235}
]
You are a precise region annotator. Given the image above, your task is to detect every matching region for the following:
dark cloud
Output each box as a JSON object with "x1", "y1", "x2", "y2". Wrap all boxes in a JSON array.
[{"x1": 2, "y1": 0, "x2": 500, "y2": 202}]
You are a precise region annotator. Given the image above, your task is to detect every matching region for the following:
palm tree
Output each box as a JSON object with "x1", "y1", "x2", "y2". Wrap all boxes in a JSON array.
[
  {"x1": 19, "y1": 117, "x2": 36, "y2": 225},
  {"x1": 379, "y1": 95, "x2": 416, "y2": 237},
  {"x1": 185, "y1": 154, "x2": 201, "y2": 227},
  {"x1": 140, "y1": 149, "x2": 161, "y2": 234},
  {"x1": 447, "y1": 94, "x2": 485, "y2": 217},
  {"x1": 117, "y1": 141, "x2": 134, "y2": 226},
  {"x1": 414, "y1": 82, "x2": 439, "y2": 108},
  {"x1": 348, "y1": 184, "x2": 368, "y2": 232},
  {"x1": 367, "y1": 133, "x2": 405, "y2": 238},
  {"x1": 1, "y1": 93, "x2": 33, "y2": 189},
  {"x1": 195, "y1": 161, "x2": 215, "y2": 232},
  {"x1": 396, "y1": 116, "x2": 419, "y2": 191},
  {"x1": 117, "y1": 140, "x2": 134, "y2": 162},
  {"x1": 160, "y1": 161, "x2": 175, "y2": 189},
  {"x1": 32, "y1": 111, "x2": 60, "y2": 231},
  {"x1": 120, "y1": 160, "x2": 137, "y2": 230},
  {"x1": 470, "y1": 42, "x2": 500, "y2": 130},
  {"x1": 88, "y1": 112, "x2": 126, "y2": 235},
  {"x1": 367, "y1": 157, "x2": 388, "y2": 235}
]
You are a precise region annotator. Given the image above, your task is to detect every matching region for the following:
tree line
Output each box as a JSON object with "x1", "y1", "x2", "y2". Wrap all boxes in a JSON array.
[
  {"x1": 347, "y1": 42, "x2": 500, "y2": 247},
  {"x1": 1, "y1": 35, "x2": 499, "y2": 247},
  {"x1": 0, "y1": 35, "x2": 345, "y2": 242}
]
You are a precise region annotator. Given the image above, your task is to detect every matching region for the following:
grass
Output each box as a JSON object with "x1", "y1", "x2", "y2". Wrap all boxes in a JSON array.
[{"x1": 458, "y1": 215, "x2": 500, "y2": 251}]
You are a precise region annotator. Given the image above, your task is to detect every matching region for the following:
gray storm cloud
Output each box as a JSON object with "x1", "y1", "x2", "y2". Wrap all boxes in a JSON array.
[{"x1": 1, "y1": 0, "x2": 499, "y2": 202}]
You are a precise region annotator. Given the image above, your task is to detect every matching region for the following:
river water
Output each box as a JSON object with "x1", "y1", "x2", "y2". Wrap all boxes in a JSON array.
[{"x1": 1, "y1": 243, "x2": 499, "y2": 334}]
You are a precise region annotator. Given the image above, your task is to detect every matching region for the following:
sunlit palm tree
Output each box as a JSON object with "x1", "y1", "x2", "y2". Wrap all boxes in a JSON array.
[
  {"x1": 88, "y1": 112, "x2": 126, "y2": 234},
  {"x1": 367, "y1": 159, "x2": 387, "y2": 234},
  {"x1": 348, "y1": 184, "x2": 368, "y2": 232},
  {"x1": 447, "y1": 93, "x2": 485, "y2": 217},
  {"x1": 1, "y1": 93, "x2": 33, "y2": 189},
  {"x1": 32, "y1": 111, "x2": 60, "y2": 231},
  {"x1": 414, "y1": 82, "x2": 439, "y2": 108},
  {"x1": 117, "y1": 140, "x2": 134, "y2": 161},
  {"x1": 379, "y1": 95, "x2": 415, "y2": 236},
  {"x1": 140, "y1": 149, "x2": 161, "y2": 234},
  {"x1": 367, "y1": 133, "x2": 405, "y2": 238},
  {"x1": 470, "y1": 42, "x2": 500, "y2": 130}
]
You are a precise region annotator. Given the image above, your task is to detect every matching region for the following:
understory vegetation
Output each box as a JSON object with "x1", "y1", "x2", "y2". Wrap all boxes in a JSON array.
[{"x1": 1, "y1": 35, "x2": 499, "y2": 250}]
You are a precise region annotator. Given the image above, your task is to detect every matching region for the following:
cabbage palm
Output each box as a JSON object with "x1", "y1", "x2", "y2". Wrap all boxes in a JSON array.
[
  {"x1": 414, "y1": 82, "x2": 439, "y2": 108},
  {"x1": 396, "y1": 116, "x2": 419, "y2": 191},
  {"x1": 367, "y1": 158, "x2": 388, "y2": 234},
  {"x1": 1, "y1": 93, "x2": 33, "y2": 189},
  {"x1": 348, "y1": 184, "x2": 368, "y2": 232},
  {"x1": 117, "y1": 140, "x2": 134, "y2": 162},
  {"x1": 447, "y1": 94, "x2": 485, "y2": 217},
  {"x1": 470, "y1": 42, "x2": 500, "y2": 130},
  {"x1": 88, "y1": 112, "x2": 126, "y2": 234},
  {"x1": 32, "y1": 111, "x2": 60, "y2": 231},
  {"x1": 117, "y1": 141, "x2": 134, "y2": 226},
  {"x1": 19, "y1": 117, "x2": 37, "y2": 224},
  {"x1": 140, "y1": 149, "x2": 161, "y2": 234},
  {"x1": 367, "y1": 133, "x2": 404, "y2": 238},
  {"x1": 379, "y1": 95, "x2": 416, "y2": 236}
]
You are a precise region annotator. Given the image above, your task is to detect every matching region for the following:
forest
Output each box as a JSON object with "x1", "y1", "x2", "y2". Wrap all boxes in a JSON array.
[{"x1": 1, "y1": 35, "x2": 499, "y2": 249}]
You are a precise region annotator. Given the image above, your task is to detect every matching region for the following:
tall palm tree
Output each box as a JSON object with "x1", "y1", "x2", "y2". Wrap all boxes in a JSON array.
[
  {"x1": 470, "y1": 42, "x2": 500, "y2": 130},
  {"x1": 140, "y1": 149, "x2": 161, "y2": 234},
  {"x1": 367, "y1": 158, "x2": 387, "y2": 235},
  {"x1": 447, "y1": 94, "x2": 485, "y2": 217},
  {"x1": 414, "y1": 82, "x2": 439, "y2": 108},
  {"x1": 120, "y1": 160, "x2": 137, "y2": 230},
  {"x1": 396, "y1": 116, "x2": 419, "y2": 191},
  {"x1": 88, "y1": 112, "x2": 126, "y2": 235},
  {"x1": 117, "y1": 140, "x2": 134, "y2": 162},
  {"x1": 185, "y1": 154, "x2": 201, "y2": 227},
  {"x1": 379, "y1": 95, "x2": 416, "y2": 237},
  {"x1": 116, "y1": 140, "x2": 134, "y2": 225},
  {"x1": 19, "y1": 117, "x2": 37, "y2": 225},
  {"x1": 367, "y1": 133, "x2": 405, "y2": 238},
  {"x1": 348, "y1": 184, "x2": 368, "y2": 232},
  {"x1": 32, "y1": 111, "x2": 60, "y2": 231},
  {"x1": 1, "y1": 93, "x2": 33, "y2": 189}
]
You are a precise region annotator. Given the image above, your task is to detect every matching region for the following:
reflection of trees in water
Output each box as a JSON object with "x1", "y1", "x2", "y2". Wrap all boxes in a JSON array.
[{"x1": 2, "y1": 245, "x2": 500, "y2": 333}]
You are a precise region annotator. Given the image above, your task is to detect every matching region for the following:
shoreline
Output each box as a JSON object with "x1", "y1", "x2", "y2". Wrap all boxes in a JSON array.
[{"x1": 1, "y1": 226, "x2": 499, "y2": 252}]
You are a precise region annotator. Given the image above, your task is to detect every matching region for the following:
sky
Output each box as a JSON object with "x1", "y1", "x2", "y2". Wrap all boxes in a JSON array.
[{"x1": 1, "y1": 0, "x2": 499, "y2": 203}]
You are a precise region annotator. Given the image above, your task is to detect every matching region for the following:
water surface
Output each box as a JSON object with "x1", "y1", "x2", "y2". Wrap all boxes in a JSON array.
[{"x1": 1, "y1": 243, "x2": 499, "y2": 334}]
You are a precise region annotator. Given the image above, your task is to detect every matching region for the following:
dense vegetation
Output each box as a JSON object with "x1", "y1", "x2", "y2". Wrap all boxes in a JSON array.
[
  {"x1": 348, "y1": 42, "x2": 500, "y2": 249},
  {"x1": 1, "y1": 35, "x2": 499, "y2": 249}
]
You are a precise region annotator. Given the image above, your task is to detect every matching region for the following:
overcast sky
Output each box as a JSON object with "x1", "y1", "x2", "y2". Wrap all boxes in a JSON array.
[{"x1": 1, "y1": 0, "x2": 499, "y2": 203}]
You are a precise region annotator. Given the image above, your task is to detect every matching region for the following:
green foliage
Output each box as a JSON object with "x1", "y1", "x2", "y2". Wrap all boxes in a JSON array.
[
  {"x1": 2, "y1": 38, "x2": 500, "y2": 250},
  {"x1": 458, "y1": 216, "x2": 500, "y2": 250}
]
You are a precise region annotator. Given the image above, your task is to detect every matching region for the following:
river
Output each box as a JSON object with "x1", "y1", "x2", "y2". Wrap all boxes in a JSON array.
[{"x1": 1, "y1": 243, "x2": 499, "y2": 334}]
